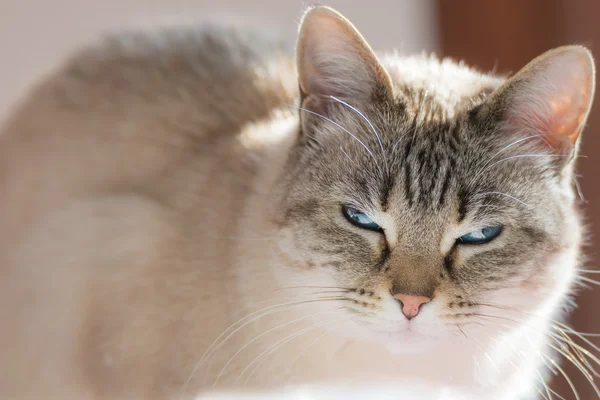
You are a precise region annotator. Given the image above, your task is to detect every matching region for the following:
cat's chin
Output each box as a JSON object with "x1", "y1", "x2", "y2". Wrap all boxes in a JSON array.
[
  {"x1": 345, "y1": 322, "x2": 441, "y2": 355},
  {"x1": 339, "y1": 317, "x2": 443, "y2": 355},
  {"x1": 374, "y1": 329, "x2": 439, "y2": 355},
  {"x1": 384, "y1": 340, "x2": 434, "y2": 355}
]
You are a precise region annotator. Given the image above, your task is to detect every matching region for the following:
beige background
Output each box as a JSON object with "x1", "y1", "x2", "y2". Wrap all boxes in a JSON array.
[{"x1": 0, "y1": 0, "x2": 438, "y2": 120}]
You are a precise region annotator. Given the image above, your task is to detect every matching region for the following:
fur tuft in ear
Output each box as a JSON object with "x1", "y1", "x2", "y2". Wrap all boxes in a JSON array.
[
  {"x1": 491, "y1": 46, "x2": 595, "y2": 153},
  {"x1": 296, "y1": 6, "x2": 392, "y2": 102}
]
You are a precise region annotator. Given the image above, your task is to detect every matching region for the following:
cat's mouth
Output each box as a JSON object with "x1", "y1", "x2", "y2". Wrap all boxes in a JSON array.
[
  {"x1": 375, "y1": 328, "x2": 440, "y2": 354},
  {"x1": 350, "y1": 316, "x2": 443, "y2": 352},
  {"x1": 376, "y1": 325, "x2": 439, "y2": 340}
]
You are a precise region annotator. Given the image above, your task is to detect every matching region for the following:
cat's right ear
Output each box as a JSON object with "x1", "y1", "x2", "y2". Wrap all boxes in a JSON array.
[
  {"x1": 476, "y1": 46, "x2": 595, "y2": 161},
  {"x1": 296, "y1": 6, "x2": 392, "y2": 130}
]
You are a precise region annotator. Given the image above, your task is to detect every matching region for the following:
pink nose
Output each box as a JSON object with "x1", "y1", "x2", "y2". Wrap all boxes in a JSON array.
[{"x1": 393, "y1": 293, "x2": 431, "y2": 320}]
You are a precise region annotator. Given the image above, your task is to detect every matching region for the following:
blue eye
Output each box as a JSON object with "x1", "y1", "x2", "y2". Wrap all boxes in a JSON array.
[
  {"x1": 342, "y1": 205, "x2": 382, "y2": 232},
  {"x1": 459, "y1": 225, "x2": 503, "y2": 245}
]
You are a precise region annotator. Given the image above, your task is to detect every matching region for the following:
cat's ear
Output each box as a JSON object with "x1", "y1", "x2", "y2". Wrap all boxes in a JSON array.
[
  {"x1": 296, "y1": 6, "x2": 392, "y2": 108},
  {"x1": 482, "y1": 46, "x2": 595, "y2": 155}
]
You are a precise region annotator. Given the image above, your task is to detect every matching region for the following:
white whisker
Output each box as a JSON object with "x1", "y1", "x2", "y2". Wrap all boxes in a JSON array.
[
  {"x1": 472, "y1": 336, "x2": 499, "y2": 374},
  {"x1": 284, "y1": 323, "x2": 336, "y2": 382},
  {"x1": 577, "y1": 276, "x2": 600, "y2": 286},
  {"x1": 476, "y1": 312, "x2": 584, "y2": 399},
  {"x1": 491, "y1": 332, "x2": 557, "y2": 400},
  {"x1": 573, "y1": 175, "x2": 586, "y2": 202},
  {"x1": 476, "y1": 302, "x2": 600, "y2": 349},
  {"x1": 340, "y1": 147, "x2": 353, "y2": 162},
  {"x1": 542, "y1": 354, "x2": 580, "y2": 400},
  {"x1": 473, "y1": 191, "x2": 530, "y2": 207},
  {"x1": 212, "y1": 309, "x2": 340, "y2": 387},
  {"x1": 547, "y1": 340, "x2": 599, "y2": 394},
  {"x1": 472, "y1": 355, "x2": 481, "y2": 386},
  {"x1": 391, "y1": 138, "x2": 402, "y2": 155},
  {"x1": 238, "y1": 316, "x2": 351, "y2": 386},
  {"x1": 178, "y1": 297, "x2": 346, "y2": 396},
  {"x1": 287, "y1": 104, "x2": 377, "y2": 162},
  {"x1": 489, "y1": 135, "x2": 543, "y2": 161},
  {"x1": 472, "y1": 309, "x2": 600, "y2": 398},
  {"x1": 556, "y1": 329, "x2": 600, "y2": 378},
  {"x1": 467, "y1": 142, "x2": 570, "y2": 189},
  {"x1": 468, "y1": 135, "x2": 541, "y2": 188},
  {"x1": 489, "y1": 153, "x2": 566, "y2": 168},
  {"x1": 329, "y1": 96, "x2": 385, "y2": 155}
]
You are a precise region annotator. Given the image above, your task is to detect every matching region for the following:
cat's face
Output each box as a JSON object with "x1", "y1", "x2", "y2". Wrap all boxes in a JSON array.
[{"x1": 273, "y1": 6, "x2": 594, "y2": 353}]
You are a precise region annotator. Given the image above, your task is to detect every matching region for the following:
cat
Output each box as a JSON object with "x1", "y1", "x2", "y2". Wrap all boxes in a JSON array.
[{"x1": 0, "y1": 4, "x2": 596, "y2": 400}]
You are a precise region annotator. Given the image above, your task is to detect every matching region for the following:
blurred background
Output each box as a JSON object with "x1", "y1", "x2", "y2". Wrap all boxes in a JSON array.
[{"x1": 1, "y1": 0, "x2": 598, "y2": 397}]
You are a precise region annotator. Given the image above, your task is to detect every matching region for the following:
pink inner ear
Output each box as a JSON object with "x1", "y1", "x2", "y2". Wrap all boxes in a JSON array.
[
  {"x1": 509, "y1": 49, "x2": 594, "y2": 152},
  {"x1": 529, "y1": 90, "x2": 590, "y2": 151},
  {"x1": 549, "y1": 90, "x2": 591, "y2": 143}
]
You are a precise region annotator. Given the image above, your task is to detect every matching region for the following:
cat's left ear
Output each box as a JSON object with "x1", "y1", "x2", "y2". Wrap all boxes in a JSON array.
[
  {"x1": 296, "y1": 6, "x2": 393, "y2": 112},
  {"x1": 480, "y1": 46, "x2": 595, "y2": 156}
]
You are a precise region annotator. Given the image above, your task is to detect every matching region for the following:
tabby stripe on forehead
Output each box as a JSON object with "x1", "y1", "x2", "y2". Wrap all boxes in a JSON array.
[
  {"x1": 438, "y1": 167, "x2": 452, "y2": 208},
  {"x1": 447, "y1": 136, "x2": 459, "y2": 153},
  {"x1": 417, "y1": 150, "x2": 432, "y2": 207},
  {"x1": 380, "y1": 173, "x2": 395, "y2": 211},
  {"x1": 402, "y1": 140, "x2": 415, "y2": 207},
  {"x1": 404, "y1": 162, "x2": 414, "y2": 207},
  {"x1": 450, "y1": 119, "x2": 462, "y2": 145},
  {"x1": 417, "y1": 150, "x2": 427, "y2": 176},
  {"x1": 458, "y1": 188, "x2": 470, "y2": 222}
]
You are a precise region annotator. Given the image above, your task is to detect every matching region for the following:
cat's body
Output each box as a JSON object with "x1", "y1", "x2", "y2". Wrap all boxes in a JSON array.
[{"x1": 0, "y1": 7, "x2": 595, "y2": 400}]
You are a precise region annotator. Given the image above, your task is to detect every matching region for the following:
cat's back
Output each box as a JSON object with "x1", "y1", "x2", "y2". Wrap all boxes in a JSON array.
[
  {"x1": 0, "y1": 22, "x2": 298, "y2": 234},
  {"x1": 0, "y1": 23, "x2": 299, "y2": 398},
  {"x1": 2, "y1": 22, "x2": 296, "y2": 140},
  {"x1": 55, "y1": 23, "x2": 296, "y2": 131}
]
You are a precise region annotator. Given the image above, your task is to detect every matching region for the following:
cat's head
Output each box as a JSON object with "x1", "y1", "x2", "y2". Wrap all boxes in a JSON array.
[{"x1": 273, "y1": 6, "x2": 594, "y2": 352}]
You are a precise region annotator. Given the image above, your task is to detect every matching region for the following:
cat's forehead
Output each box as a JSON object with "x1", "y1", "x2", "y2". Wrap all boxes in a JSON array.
[
  {"x1": 310, "y1": 57, "x2": 539, "y2": 216},
  {"x1": 381, "y1": 54, "x2": 505, "y2": 117},
  {"x1": 326, "y1": 107, "x2": 530, "y2": 221}
]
